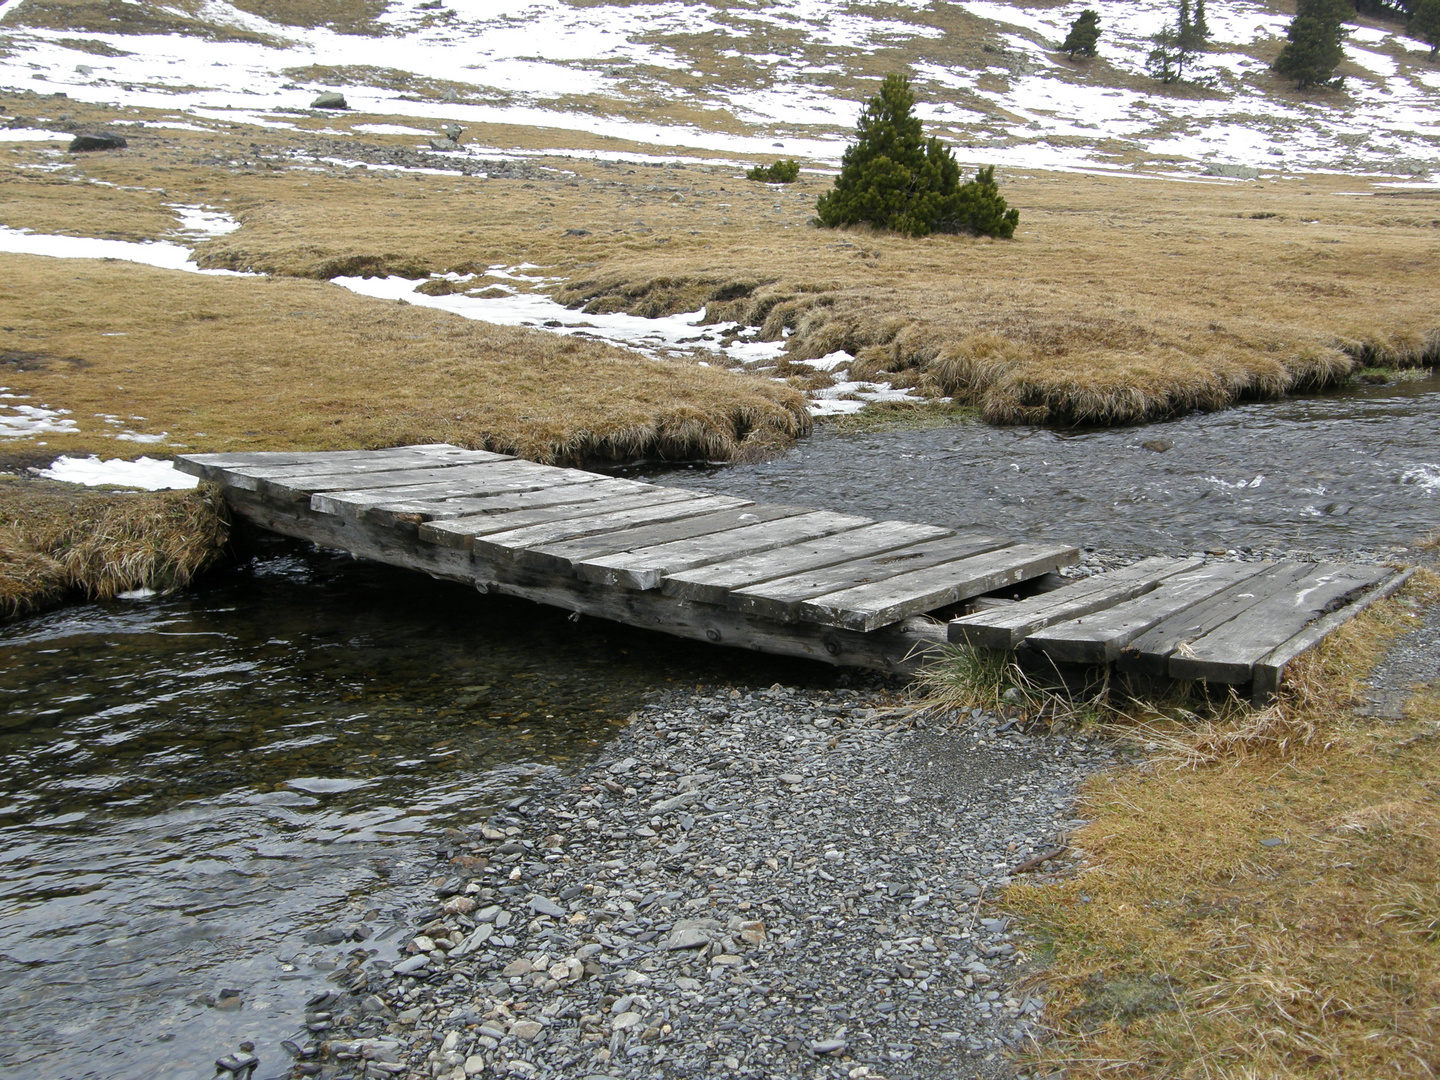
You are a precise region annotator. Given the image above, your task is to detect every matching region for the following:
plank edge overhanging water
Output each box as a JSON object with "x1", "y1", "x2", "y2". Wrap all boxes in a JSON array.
[{"x1": 175, "y1": 446, "x2": 1404, "y2": 692}]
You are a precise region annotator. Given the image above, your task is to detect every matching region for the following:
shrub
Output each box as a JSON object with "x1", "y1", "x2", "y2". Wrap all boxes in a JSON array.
[
  {"x1": 1062, "y1": 9, "x2": 1101, "y2": 58},
  {"x1": 815, "y1": 74, "x2": 1019, "y2": 239},
  {"x1": 1410, "y1": 0, "x2": 1440, "y2": 58},
  {"x1": 1273, "y1": 0, "x2": 1350, "y2": 88},
  {"x1": 747, "y1": 159, "x2": 801, "y2": 183}
]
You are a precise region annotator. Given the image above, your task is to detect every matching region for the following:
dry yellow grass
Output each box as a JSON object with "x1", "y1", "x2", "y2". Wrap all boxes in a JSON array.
[
  {"x1": 0, "y1": 477, "x2": 231, "y2": 618},
  {"x1": 1004, "y1": 572, "x2": 1440, "y2": 1079},
  {"x1": 5, "y1": 93, "x2": 1438, "y2": 428},
  {"x1": 0, "y1": 254, "x2": 809, "y2": 464}
]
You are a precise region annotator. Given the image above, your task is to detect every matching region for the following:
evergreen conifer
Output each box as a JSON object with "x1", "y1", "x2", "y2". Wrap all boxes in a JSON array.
[
  {"x1": 1178, "y1": 0, "x2": 1210, "y2": 52},
  {"x1": 1411, "y1": 0, "x2": 1440, "y2": 57},
  {"x1": 1061, "y1": 9, "x2": 1101, "y2": 58},
  {"x1": 815, "y1": 75, "x2": 1019, "y2": 239},
  {"x1": 1273, "y1": 0, "x2": 1350, "y2": 88},
  {"x1": 1146, "y1": 24, "x2": 1187, "y2": 82}
]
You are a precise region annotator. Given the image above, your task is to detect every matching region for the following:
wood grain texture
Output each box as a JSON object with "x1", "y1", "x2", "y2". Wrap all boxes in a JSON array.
[
  {"x1": 1023, "y1": 561, "x2": 1272, "y2": 665},
  {"x1": 1167, "y1": 563, "x2": 1393, "y2": 682},
  {"x1": 575, "y1": 511, "x2": 874, "y2": 590},
  {"x1": 1250, "y1": 567, "x2": 1413, "y2": 702},
  {"x1": 471, "y1": 495, "x2": 752, "y2": 560},
  {"x1": 948, "y1": 557, "x2": 1203, "y2": 648},
  {"x1": 662, "y1": 521, "x2": 954, "y2": 605},
  {"x1": 797, "y1": 542, "x2": 1080, "y2": 631},
  {"x1": 728, "y1": 531, "x2": 1014, "y2": 622},
  {"x1": 419, "y1": 489, "x2": 705, "y2": 549}
]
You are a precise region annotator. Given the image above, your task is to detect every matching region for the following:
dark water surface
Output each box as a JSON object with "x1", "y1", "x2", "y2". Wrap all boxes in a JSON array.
[
  {"x1": 633, "y1": 376, "x2": 1440, "y2": 555},
  {"x1": 0, "y1": 542, "x2": 833, "y2": 1080}
]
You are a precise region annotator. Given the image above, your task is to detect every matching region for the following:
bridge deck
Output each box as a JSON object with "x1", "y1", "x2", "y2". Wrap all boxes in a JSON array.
[{"x1": 176, "y1": 444, "x2": 1407, "y2": 695}]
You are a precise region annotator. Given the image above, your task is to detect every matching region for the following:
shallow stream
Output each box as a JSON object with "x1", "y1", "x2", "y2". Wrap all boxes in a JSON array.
[
  {"x1": 0, "y1": 541, "x2": 828, "y2": 1080},
  {"x1": 1, "y1": 377, "x2": 1435, "y2": 1079},
  {"x1": 634, "y1": 375, "x2": 1440, "y2": 557}
]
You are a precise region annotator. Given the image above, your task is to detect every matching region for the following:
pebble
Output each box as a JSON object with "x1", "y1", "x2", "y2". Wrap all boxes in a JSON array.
[{"x1": 298, "y1": 681, "x2": 1119, "y2": 1079}]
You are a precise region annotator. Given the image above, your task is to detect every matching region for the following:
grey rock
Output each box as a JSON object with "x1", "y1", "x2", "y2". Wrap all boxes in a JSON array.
[
  {"x1": 311, "y1": 91, "x2": 348, "y2": 109},
  {"x1": 529, "y1": 896, "x2": 565, "y2": 917},
  {"x1": 68, "y1": 132, "x2": 126, "y2": 152}
]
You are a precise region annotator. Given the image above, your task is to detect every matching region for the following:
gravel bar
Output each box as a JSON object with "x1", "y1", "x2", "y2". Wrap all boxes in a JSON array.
[{"x1": 288, "y1": 683, "x2": 1118, "y2": 1080}]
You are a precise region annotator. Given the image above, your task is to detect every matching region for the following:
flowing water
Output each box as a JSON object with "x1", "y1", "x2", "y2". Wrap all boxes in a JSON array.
[
  {"x1": 631, "y1": 375, "x2": 1440, "y2": 556},
  {"x1": 2, "y1": 377, "x2": 1435, "y2": 1079},
  {"x1": 0, "y1": 539, "x2": 833, "y2": 1080}
]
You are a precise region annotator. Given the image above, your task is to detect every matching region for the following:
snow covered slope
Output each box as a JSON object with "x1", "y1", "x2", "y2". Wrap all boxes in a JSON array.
[{"x1": 0, "y1": 0, "x2": 1436, "y2": 176}]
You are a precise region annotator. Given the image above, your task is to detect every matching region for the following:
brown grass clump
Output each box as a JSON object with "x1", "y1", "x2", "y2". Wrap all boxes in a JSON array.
[
  {"x1": 0, "y1": 254, "x2": 809, "y2": 465},
  {"x1": 1002, "y1": 572, "x2": 1440, "y2": 1079},
  {"x1": 0, "y1": 479, "x2": 231, "y2": 619}
]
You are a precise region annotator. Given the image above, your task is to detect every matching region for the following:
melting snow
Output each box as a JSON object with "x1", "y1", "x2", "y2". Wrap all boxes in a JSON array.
[
  {"x1": 35, "y1": 455, "x2": 200, "y2": 490},
  {"x1": 0, "y1": 0, "x2": 1430, "y2": 175}
]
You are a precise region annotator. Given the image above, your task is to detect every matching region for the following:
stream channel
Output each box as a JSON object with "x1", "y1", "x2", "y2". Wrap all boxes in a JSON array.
[{"x1": 1, "y1": 375, "x2": 1435, "y2": 1080}]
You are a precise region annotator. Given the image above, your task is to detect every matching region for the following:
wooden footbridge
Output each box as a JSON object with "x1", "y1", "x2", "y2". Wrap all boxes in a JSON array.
[{"x1": 176, "y1": 444, "x2": 1411, "y2": 700}]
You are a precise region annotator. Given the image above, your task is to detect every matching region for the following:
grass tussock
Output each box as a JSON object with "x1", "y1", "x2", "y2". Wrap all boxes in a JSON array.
[
  {"x1": 0, "y1": 479, "x2": 231, "y2": 619},
  {"x1": 982, "y1": 571, "x2": 1440, "y2": 1079},
  {"x1": 0, "y1": 255, "x2": 809, "y2": 465}
]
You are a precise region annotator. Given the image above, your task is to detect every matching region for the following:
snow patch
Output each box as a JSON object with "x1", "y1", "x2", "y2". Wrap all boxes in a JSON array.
[{"x1": 35, "y1": 455, "x2": 200, "y2": 490}]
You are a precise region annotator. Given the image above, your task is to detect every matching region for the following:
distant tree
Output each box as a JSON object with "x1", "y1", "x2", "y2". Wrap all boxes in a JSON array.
[
  {"x1": 1146, "y1": 23, "x2": 1188, "y2": 82},
  {"x1": 747, "y1": 159, "x2": 801, "y2": 183},
  {"x1": 1411, "y1": 0, "x2": 1440, "y2": 57},
  {"x1": 1273, "y1": 0, "x2": 1351, "y2": 88},
  {"x1": 815, "y1": 74, "x2": 1019, "y2": 239},
  {"x1": 1193, "y1": 0, "x2": 1211, "y2": 40},
  {"x1": 1178, "y1": 0, "x2": 1211, "y2": 52},
  {"x1": 1061, "y1": 9, "x2": 1101, "y2": 58}
]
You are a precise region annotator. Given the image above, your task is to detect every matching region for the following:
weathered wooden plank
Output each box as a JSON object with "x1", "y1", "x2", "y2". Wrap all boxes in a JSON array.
[
  {"x1": 797, "y1": 542, "x2": 1081, "y2": 632},
  {"x1": 419, "y1": 489, "x2": 705, "y2": 549},
  {"x1": 310, "y1": 464, "x2": 603, "y2": 518},
  {"x1": 177, "y1": 445, "x2": 509, "y2": 488},
  {"x1": 472, "y1": 495, "x2": 753, "y2": 560},
  {"x1": 176, "y1": 443, "x2": 467, "y2": 473},
  {"x1": 1117, "y1": 563, "x2": 1317, "y2": 677},
  {"x1": 218, "y1": 487, "x2": 946, "y2": 675},
  {"x1": 575, "y1": 511, "x2": 875, "y2": 590},
  {"x1": 1168, "y1": 563, "x2": 1395, "y2": 683},
  {"x1": 255, "y1": 460, "x2": 553, "y2": 498},
  {"x1": 727, "y1": 532, "x2": 1014, "y2": 622},
  {"x1": 1023, "y1": 561, "x2": 1272, "y2": 665},
  {"x1": 327, "y1": 478, "x2": 657, "y2": 526},
  {"x1": 518, "y1": 504, "x2": 812, "y2": 579},
  {"x1": 948, "y1": 557, "x2": 1204, "y2": 649},
  {"x1": 662, "y1": 521, "x2": 954, "y2": 605},
  {"x1": 1251, "y1": 567, "x2": 1415, "y2": 703}
]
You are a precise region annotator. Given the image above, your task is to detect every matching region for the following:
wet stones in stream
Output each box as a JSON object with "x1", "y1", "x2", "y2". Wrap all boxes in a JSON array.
[{"x1": 304, "y1": 685, "x2": 1116, "y2": 1080}]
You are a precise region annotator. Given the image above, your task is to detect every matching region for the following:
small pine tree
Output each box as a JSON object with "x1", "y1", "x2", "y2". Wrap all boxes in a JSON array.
[
  {"x1": 1411, "y1": 0, "x2": 1440, "y2": 57},
  {"x1": 747, "y1": 159, "x2": 801, "y2": 183},
  {"x1": 1146, "y1": 24, "x2": 1187, "y2": 83},
  {"x1": 1061, "y1": 9, "x2": 1101, "y2": 58},
  {"x1": 815, "y1": 74, "x2": 1019, "y2": 239},
  {"x1": 1193, "y1": 0, "x2": 1210, "y2": 41},
  {"x1": 1273, "y1": 0, "x2": 1350, "y2": 88}
]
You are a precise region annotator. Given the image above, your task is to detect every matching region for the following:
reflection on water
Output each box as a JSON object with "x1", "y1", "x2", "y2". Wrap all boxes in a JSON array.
[
  {"x1": 0, "y1": 540, "x2": 834, "y2": 1080},
  {"x1": 633, "y1": 376, "x2": 1440, "y2": 555}
]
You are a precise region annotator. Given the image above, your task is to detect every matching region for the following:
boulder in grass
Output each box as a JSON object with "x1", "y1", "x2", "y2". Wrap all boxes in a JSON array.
[
  {"x1": 69, "y1": 132, "x2": 127, "y2": 152},
  {"x1": 311, "y1": 91, "x2": 348, "y2": 110}
]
